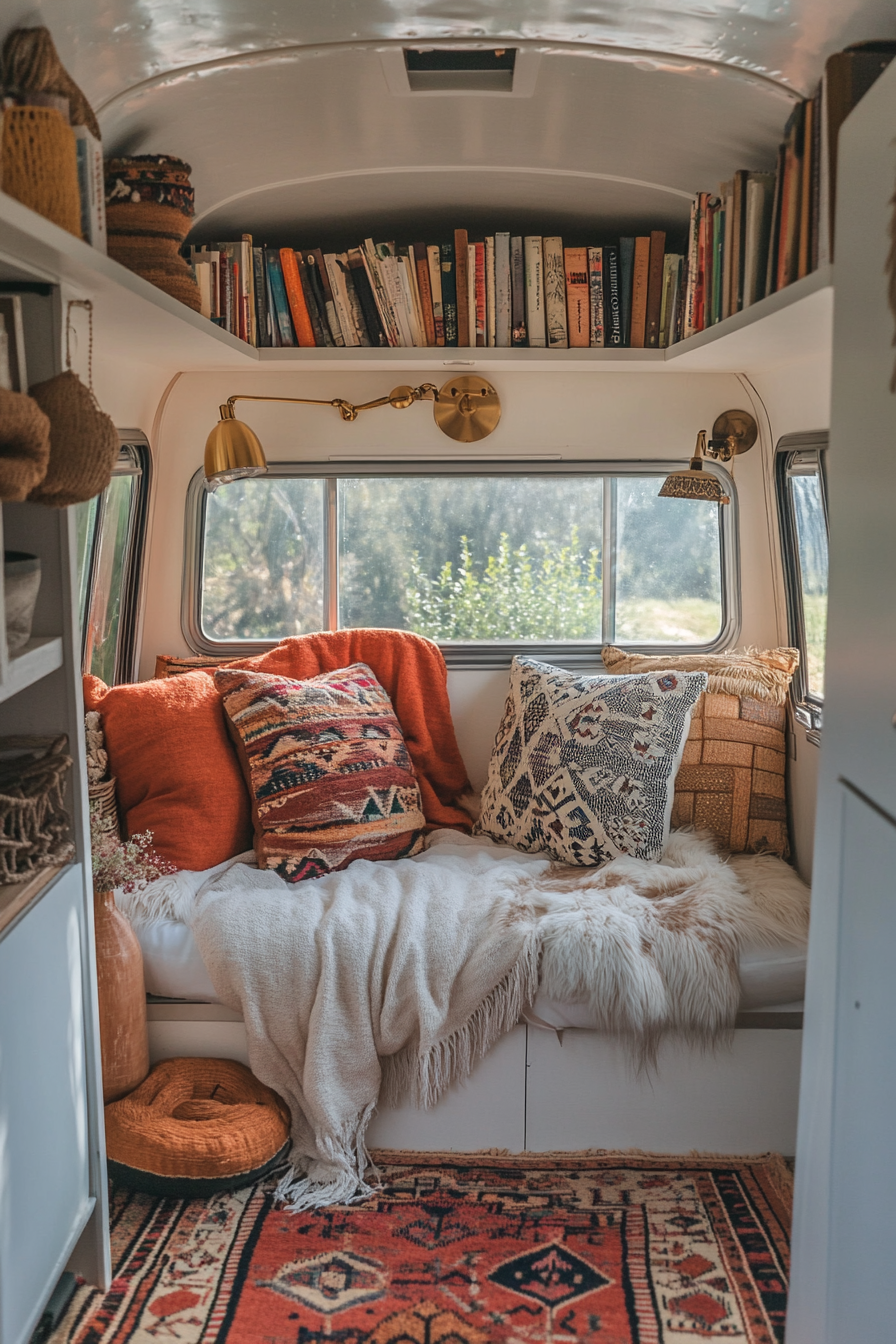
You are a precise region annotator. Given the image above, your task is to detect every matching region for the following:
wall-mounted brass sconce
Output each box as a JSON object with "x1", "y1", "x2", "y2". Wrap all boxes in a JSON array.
[
  {"x1": 204, "y1": 376, "x2": 501, "y2": 489},
  {"x1": 658, "y1": 409, "x2": 757, "y2": 505}
]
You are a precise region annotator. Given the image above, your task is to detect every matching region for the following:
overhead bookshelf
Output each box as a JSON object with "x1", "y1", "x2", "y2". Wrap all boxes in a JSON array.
[{"x1": 0, "y1": 190, "x2": 832, "y2": 376}]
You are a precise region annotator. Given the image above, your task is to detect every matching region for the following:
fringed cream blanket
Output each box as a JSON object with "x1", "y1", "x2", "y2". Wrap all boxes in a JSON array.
[{"x1": 125, "y1": 829, "x2": 808, "y2": 1211}]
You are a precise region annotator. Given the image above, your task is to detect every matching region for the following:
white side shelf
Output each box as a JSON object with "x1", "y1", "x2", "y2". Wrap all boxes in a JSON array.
[
  {"x1": 0, "y1": 636, "x2": 64, "y2": 705},
  {"x1": 0, "y1": 190, "x2": 832, "y2": 377}
]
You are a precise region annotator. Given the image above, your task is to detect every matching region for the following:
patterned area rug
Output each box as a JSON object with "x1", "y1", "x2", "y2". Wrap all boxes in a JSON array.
[{"x1": 54, "y1": 1151, "x2": 792, "y2": 1344}]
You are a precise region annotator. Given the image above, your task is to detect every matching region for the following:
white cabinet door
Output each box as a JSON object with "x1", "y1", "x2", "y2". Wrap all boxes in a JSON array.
[
  {"x1": 825, "y1": 787, "x2": 896, "y2": 1344},
  {"x1": 0, "y1": 868, "x2": 92, "y2": 1344}
]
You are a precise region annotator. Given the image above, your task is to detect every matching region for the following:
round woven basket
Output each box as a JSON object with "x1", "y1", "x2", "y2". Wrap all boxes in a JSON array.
[
  {"x1": 0, "y1": 389, "x2": 50, "y2": 501},
  {"x1": 104, "y1": 157, "x2": 201, "y2": 311},
  {"x1": 28, "y1": 370, "x2": 121, "y2": 507},
  {"x1": 0, "y1": 106, "x2": 81, "y2": 238},
  {"x1": 105, "y1": 1057, "x2": 291, "y2": 1195}
]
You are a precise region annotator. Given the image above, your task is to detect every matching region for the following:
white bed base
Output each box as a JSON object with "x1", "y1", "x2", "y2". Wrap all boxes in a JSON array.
[{"x1": 147, "y1": 1003, "x2": 803, "y2": 1156}]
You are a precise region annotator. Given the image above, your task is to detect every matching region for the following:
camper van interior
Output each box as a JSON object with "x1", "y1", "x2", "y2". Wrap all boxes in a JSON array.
[{"x1": 0, "y1": 4, "x2": 894, "y2": 1341}]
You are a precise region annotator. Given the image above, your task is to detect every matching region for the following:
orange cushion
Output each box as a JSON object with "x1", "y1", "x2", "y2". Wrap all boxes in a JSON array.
[{"x1": 84, "y1": 670, "x2": 252, "y2": 870}]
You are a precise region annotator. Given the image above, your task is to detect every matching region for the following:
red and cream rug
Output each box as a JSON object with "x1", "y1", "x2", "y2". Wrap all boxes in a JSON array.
[{"x1": 54, "y1": 1151, "x2": 792, "y2": 1343}]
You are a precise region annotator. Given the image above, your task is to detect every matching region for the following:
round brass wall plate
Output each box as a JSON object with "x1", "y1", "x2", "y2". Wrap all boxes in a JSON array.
[
  {"x1": 434, "y1": 375, "x2": 501, "y2": 443},
  {"x1": 712, "y1": 408, "x2": 758, "y2": 454}
]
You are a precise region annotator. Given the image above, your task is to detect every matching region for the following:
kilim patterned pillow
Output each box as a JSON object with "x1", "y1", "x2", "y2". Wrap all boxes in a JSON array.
[
  {"x1": 477, "y1": 657, "x2": 707, "y2": 867},
  {"x1": 215, "y1": 663, "x2": 426, "y2": 882},
  {"x1": 671, "y1": 692, "x2": 790, "y2": 857}
]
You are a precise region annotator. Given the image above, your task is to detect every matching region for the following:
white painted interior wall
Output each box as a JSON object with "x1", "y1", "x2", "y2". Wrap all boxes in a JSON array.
[{"x1": 122, "y1": 360, "x2": 829, "y2": 878}]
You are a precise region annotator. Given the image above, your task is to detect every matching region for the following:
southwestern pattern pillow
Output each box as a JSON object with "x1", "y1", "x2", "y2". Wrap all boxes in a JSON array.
[
  {"x1": 215, "y1": 663, "x2": 426, "y2": 882},
  {"x1": 477, "y1": 657, "x2": 707, "y2": 867}
]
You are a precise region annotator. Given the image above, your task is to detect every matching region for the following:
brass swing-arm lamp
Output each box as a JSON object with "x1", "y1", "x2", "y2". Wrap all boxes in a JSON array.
[
  {"x1": 658, "y1": 409, "x2": 758, "y2": 505},
  {"x1": 204, "y1": 376, "x2": 501, "y2": 489}
]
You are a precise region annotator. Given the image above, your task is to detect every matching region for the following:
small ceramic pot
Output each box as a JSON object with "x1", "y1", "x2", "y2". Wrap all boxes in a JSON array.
[{"x1": 4, "y1": 550, "x2": 40, "y2": 654}]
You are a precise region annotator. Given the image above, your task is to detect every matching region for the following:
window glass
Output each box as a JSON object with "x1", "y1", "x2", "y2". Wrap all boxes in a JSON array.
[
  {"x1": 84, "y1": 473, "x2": 135, "y2": 684},
  {"x1": 74, "y1": 494, "x2": 100, "y2": 633},
  {"x1": 338, "y1": 475, "x2": 603, "y2": 640},
  {"x1": 789, "y1": 472, "x2": 828, "y2": 698},
  {"x1": 201, "y1": 476, "x2": 326, "y2": 641},
  {"x1": 614, "y1": 479, "x2": 723, "y2": 644},
  {"x1": 194, "y1": 465, "x2": 732, "y2": 657}
]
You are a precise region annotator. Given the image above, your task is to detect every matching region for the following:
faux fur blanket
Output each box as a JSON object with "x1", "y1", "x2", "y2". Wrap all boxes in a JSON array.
[{"x1": 123, "y1": 829, "x2": 809, "y2": 1211}]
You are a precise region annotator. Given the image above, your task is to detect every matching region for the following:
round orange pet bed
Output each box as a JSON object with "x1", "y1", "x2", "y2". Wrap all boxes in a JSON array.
[{"x1": 105, "y1": 1057, "x2": 291, "y2": 1196}]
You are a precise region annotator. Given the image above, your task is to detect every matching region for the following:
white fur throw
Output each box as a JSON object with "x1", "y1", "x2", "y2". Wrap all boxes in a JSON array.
[{"x1": 122, "y1": 829, "x2": 809, "y2": 1211}]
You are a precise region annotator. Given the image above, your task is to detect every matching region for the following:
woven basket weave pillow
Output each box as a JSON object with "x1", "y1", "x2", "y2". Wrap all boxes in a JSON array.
[
  {"x1": 105, "y1": 1057, "x2": 290, "y2": 1196},
  {"x1": 217, "y1": 662, "x2": 426, "y2": 882},
  {"x1": 601, "y1": 646, "x2": 798, "y2": 857}
]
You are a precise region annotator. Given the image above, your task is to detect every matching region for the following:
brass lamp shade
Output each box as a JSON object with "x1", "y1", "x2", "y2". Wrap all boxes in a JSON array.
[
  {"x1": 658, "y1": 431, "x2": 731, "y2": 505},
  {"x1": 204, "y1": 404, "x2": 267, "y2": 491}
]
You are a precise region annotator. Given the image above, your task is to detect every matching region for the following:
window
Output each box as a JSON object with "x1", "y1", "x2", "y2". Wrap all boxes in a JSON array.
[
  {"x1": 776, "y1": 434, "x2": 829, "y2": 736},
  {"x1": 76, "y1": 435, "x2": 151, "y2": 684},
  {"x1": 185, "y1": 460, "x2": 738, "y2": 667}
]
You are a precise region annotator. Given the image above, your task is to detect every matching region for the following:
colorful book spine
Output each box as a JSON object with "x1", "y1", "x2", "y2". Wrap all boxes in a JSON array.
[
  {"x1": 485, "y1": 235, "x2": 496, "y2": 348},
  {"x1": 304, "y1": 252, "x2": 335, "y2": 346},
  {"x1": 495, "y1": 232, "x2": 511, "y2": 347},
  {"x1": 280, "y1": 248, "x2": 317, "y2": 346},
  {"x1": 361, "y1": 240, "x2": 396, "y2": 347},
  {"x1": 324, "y1": 252, "x2": 359, "y2": 346},
  {"x1": 440, "y1": 241, "x2": 458, "y2": 346},
  {"x1": 252, "y1": 248, "x2": 270, "y2": 346},
  {"x1": 467, "y1": 244, "x2": 477, "y2": 346},
  {"x1": 630, "y1": 236, "x2": 650, "y2": 347},
  {"x1": 587, "y1": 247, "x2": 604, "y2": 347},
  {"x1": 241, "y1": 236, "x2": 256, "y2": 346},
  {"x1": 427, "y1": 245, "x2": 445, "y2": 345},
  {"x1": 297, "y1": 251, "x2": 328, "y2": 347},
  {"x1": 619, "y1": 237, "x2": 635, "y2": 346},
  {"x1": 564, "y1": 247, "x2": 589, "y2": 348},
  {"x1": 474, "y1": 241, "x2": 486, "y2": 346},
  {"x1": 400, "y1": 249, "x2": 425, "y2": 345},
  {"x1": 524, "y1": 236, "x2": 546, "y2": 348},
  {"x1": 348, "y1": 248, "x2": 382, "y2": 345},
  {"x1": 265, "y1": 250, "x2": 295, "y2": 346},
  {"x1": 414, "y1": 243, "x2": 437, "y2": 346},
  {"x1": 645, "y1": 229, "x2": 666, "y2": 347},
  {"x1": 74, "y1": 125, "x2": 106, "y2": 252},
  {"x1": 511, "y1": 236, "x2": 527, "y2": 346},
  {"x1": 454, "y1": 228, "x2": 470, "y2": 347},
  {"x1": 543, "y1": 236, "x2": 568, "y2": 349},
  {"x1": 603, "y1": 245, "x2": 622, "y2": 346}
]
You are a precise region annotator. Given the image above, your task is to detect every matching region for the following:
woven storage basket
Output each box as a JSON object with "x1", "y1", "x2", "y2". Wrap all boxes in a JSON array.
[
  {"x1": 88, "y1": 776, "x2": 120, "y2": 842},
  {"x1": 0, "y1": 735, "x2": 74, "y2": 882},
  {"x1": 0, "y1": 388, "x2": 50, "y2": 501},
  {"x1": 0, "y1": 106, "x2": 82, "y2": 238},
  {"x1": 28, "y1": 370, "x2": 120, "y2": 506},
  {"x1": 105, "y1": 157, "x2": 201, "y2": 311}
]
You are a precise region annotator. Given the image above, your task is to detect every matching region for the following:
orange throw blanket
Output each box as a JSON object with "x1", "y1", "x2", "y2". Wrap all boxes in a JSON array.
[{"x1": 223, "y1": 630, "x2": 472, "y2": 833}]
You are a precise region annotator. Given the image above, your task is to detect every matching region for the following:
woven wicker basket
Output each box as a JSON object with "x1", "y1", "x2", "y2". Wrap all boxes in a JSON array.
[
  {"x1": 0, "y1": 106, "x2": 82, "y2": 238},
  {"x1": 88, "y1": 775, "x2": 120, "y2": 841},
  {"x1": 0, "y1": 735, "x2": 74, "y2": 882}
]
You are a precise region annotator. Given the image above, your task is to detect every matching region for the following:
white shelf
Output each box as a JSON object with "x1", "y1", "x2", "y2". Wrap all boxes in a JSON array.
[
  {"x1": 0, "y1": 636, "x2": 64, "y2": 704},
  {"x1": 0, "y1": 190, "x2": 832, "y2": 377}
]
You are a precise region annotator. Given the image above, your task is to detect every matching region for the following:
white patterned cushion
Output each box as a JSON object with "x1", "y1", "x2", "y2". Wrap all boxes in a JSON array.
[{"x1": 477, "y1": 657, "x2": 708, "y2": 867}]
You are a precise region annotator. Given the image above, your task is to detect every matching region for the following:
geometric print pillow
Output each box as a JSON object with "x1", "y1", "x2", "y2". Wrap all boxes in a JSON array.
[
  {"x1": 476, "y1": 657, "x2": 708, "y2": 867},
  {"x1": 215, "y1": 663, "x2": 425, "y2": 883}
]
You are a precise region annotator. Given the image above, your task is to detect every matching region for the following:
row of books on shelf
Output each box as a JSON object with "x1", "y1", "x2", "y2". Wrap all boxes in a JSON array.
[
  {"x1": 188, "y1": 43, "x2": 896, "y2": 353},
  {"x1": 190, "y1": 232, "x2": 686, "y2": 351}
]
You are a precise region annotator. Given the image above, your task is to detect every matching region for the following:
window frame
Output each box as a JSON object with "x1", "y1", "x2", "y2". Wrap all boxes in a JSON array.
[
  {"x1": 79, "y1": 432, "x2": 152, "y2": 684},
  {"x1": 183, "y1": 457, "x2": 740, "y2": 669},
  {"x1": 775, "y1": 431, "x2": 829, "y2": 740}
]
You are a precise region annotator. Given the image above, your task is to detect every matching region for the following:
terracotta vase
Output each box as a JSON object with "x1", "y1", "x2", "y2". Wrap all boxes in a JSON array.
[{"x1": 93, "y1": 889, "x2": 150, "y2": 1104}]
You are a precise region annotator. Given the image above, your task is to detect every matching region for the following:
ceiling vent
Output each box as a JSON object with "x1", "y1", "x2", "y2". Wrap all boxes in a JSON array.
[
  {"x1": 404, "y1": 48, "x2": 516, "y2": 93},
  {"x1": 380, "y1": 47, "x2": 540, "y2": 98}
]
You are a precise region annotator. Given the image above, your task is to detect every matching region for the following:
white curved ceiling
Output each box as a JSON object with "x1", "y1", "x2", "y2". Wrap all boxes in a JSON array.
[{"x1": 4, "y1": 1, "x2": 895, "y2": 245}]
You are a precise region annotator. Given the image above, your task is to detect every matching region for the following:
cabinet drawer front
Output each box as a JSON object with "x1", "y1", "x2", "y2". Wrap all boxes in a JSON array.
[{"x1": 0, "y1": 867, "x2": 91, "y2": 1344}]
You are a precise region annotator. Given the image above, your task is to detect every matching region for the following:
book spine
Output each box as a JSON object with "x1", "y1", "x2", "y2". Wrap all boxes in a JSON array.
[
  {"x1": 682, "y1": 202, "x2": 698, "y2": 338},
  {"x1": 524, "y1": 236, "x2": 546, "y2": 348},
  {"x1": 603, "y1": 245, "x2": 622, "y2": 346},
  {"x1": 440, "y1": 241, "x2": 458, "y2": 346},
  {"x1": 543, "y1": 235, "x2": 569, "y2": 349},
  {"x1": 694, "y1": 195, "x2": 709, "y2": 330},
  {"x1": 414, "y1": 243, "x2": 437, "y2": 346},
  {"x1": 587, "y1": 247, "x2": 604, "y2": 347},
  {"x1": 619, "y1": 237, "x2": 635, "y2": 345},
  {"x1": 719, "y1": 182, "x2": 732, "y2": 321},
  {"x1": 630, "y1": 236, "x2": 650, "y2": 347},
  {"x1": 454, "y1": 228, "x2": 470, "y2": 347},
  {"x1": 279, "y1": 248, "x2": 316, "y2": 346},
  {"x1": 564, "y1": 246, "x2": 589, "y2": 348},
  {"x1": 75, "y1": 138, "x2": 90, "y2": 243},
  {"x1": 324, "y1": 252, "x2": 359, "y2": 346},
  {"x1": 809, "y1": 81, "x2": 822, "y2": 272},
  {"x1": 350, "y1": 248, "x2": 386, "y2": 346},
  {"x1": 361, "y1": 240, "x2": 397, "y2": 346},
  {"x1": 399, "y1": 250, "x2": 425, "y2": 345},
  {"x1": 313, "y1": 246, "x2": 345, "y2": 346},
  {"x1": 241, "y1": 237, "x2": 255, "y2": 345},
  {"x1": 511, "y1": 236, "x2": 527, "y2": 346},
  {"x1": 798, "y1": 96, "x2": 813, "y2": 280},
  {"x1": 645, "y1": 229, "x2": 666, "y2": 347},
  {"x1": 765, "y1": 145, "x2": 785, "y2": 297},
  {"x1": 467, "y1": 245, "x2": 477, "y2": 346},
  {"x1": 658, "y1": 254, "x2": 674, "y2": 348},
  {"x1": 485, "y1": 236, "x2": 496, "y2": 347},
  {"x1": 473, "y1": 242, "x2": 486, "y2": 346},
  {"x1": 427, "y1": 245, "x2": 445, "y2": 345},
  {"x1": 732, "y1": 170, "x2": 747, "y2": 314},
  {"x1": 297, "y1": 251, "x2": 328, "y2": 347},
  {"x1": 266, "y1": 251, "x2": 295, "y2": 346},
  {"x1": 495, "y1": 232, "x2": 511, "y2": 347},
  {"x1": 710, "y1": 203, "x2": 722, "y2": 325},
  {"x1": 346, "y1": 260, "x2": 373, "y2": 346},
  {"x1": 192, "y1": 261, "x2": 212, "y2": 319},
  {"x1": 303, "y1": 252, "x2": 334, "y2": 346},
  {"x1": 252, "y1": 247, "x2": 271, "y2": 345},
  {"x1": 74, "y1": 127, "x2": 107, "y2": 252}
]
